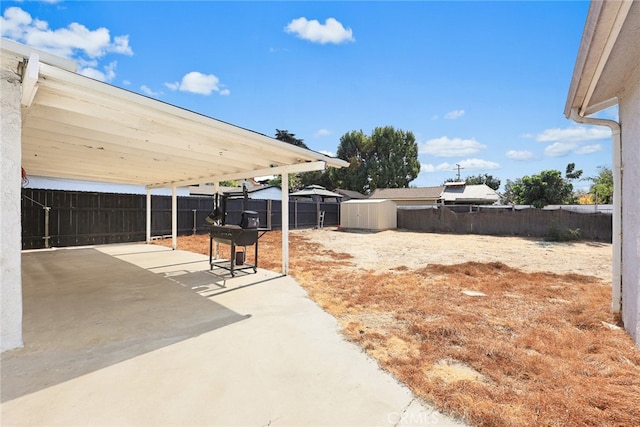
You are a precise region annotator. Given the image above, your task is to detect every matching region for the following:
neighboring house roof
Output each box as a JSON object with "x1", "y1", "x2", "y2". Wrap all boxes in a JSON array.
[
  {"x1": 334, "y1": 189, "x2": 367, "y2": 200},
  {"x1": 290, "y1": 185, "x2": 343, "y2": 199},
  {"x1": 441, "y1": 184, "x2": 500, "y2": 204},
  {"x1": 189, "y1": 184, "x2": 241, "y2": 196},
  {"x1": 223, "y1": 185, "x2": 281, "y2": 197},
  {"x1": 369, "y1": 186, "x2": 444, "y2": 200},
  {"x1": 564, "y1": 0, "x2": 639, "y2": 117}
]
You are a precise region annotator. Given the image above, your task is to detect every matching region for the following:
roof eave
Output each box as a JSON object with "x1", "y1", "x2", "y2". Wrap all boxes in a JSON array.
[{"x1": 564, "y1": 0, "x2": 634, "y2": 118}]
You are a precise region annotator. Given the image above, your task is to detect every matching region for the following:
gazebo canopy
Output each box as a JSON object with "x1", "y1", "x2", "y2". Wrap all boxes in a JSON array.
[{"x1": 289, "y1": 185, "x2": 343, "y2": 199}]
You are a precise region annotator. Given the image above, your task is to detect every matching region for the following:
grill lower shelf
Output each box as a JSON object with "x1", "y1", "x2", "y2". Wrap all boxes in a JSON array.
[{"x1": 207, "y1": 225, "x2": 268, "y2": 276}]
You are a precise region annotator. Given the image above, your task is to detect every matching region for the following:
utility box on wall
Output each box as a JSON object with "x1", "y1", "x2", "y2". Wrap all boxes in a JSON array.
[{"x1": 340, "y1": 199, "x2": 397, "y2": 231}]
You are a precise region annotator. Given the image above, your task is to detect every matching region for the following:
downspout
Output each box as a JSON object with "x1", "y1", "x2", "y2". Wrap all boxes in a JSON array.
[{"x1": 570, "y1": 108, "x2": 622, "y2": 313}]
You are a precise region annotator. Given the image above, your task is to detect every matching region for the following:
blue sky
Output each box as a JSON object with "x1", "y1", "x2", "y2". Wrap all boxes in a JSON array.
[{"x1": 2, "y1": 1, "x2": 614, "y2": 192}]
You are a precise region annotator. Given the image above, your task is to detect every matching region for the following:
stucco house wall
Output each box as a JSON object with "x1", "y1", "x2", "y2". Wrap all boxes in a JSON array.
[
  {"x1": 1, "y1": 67, "x2": 24, "y2": 351},
  {"x1": 620, "y1": 67, "x2": 640, "y2": 343}
]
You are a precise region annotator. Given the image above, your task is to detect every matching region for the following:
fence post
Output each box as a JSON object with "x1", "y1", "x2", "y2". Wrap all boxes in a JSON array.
[
  {"x1": 192, "y1": 209, "x2": 197, "y2": 235},
  {"x1": 43, "y1": 206, "x2": 51, "y2": 249}
]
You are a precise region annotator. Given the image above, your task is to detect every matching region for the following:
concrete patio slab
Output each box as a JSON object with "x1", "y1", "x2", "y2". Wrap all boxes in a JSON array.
[{"x1": 2, "y1": 243, "x2": 464, "y2": 426}]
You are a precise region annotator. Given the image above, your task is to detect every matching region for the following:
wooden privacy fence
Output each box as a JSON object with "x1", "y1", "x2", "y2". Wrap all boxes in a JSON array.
[
  {"x1": 397, "y1": 206, "x2": 612, "y2": 242},
  {"x1": 21, "y1": 189, "x2": 340, "y2": 249}
]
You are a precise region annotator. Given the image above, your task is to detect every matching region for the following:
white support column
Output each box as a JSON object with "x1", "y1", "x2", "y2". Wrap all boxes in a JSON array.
[
  {"x1": 213, "y1": 182, "x2": 220, "y2": 257},
  {"x1": 1, "y1": 68, "x2": 24, "y2": 351},
  {"x1": 281, "y1": 173, "x2": 289, "y2": 275},
  {"x1": 171, "y1": 186, "x2": 177, "y2": 250},
  {"x1": 146, "y1": 189, "x2": 151, "y2": 243}
]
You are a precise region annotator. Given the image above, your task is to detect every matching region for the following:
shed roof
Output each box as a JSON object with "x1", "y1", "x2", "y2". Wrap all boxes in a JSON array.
[
  {"x1": 2, "y1": 38, "x2": 347, "y2": 189},
  {"x1": 341, "y1": 199, "x2": 395, "y2": 205},
  {"x1": 369, "y1": 186, "x2": 444, "y2": 200},
  {"x1": 334, "y1": 189, "x2": 367, "y2": 199}
]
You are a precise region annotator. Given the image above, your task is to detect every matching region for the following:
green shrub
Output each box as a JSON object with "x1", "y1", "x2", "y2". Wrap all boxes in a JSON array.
[{"x1": 545, "y1": 226, "x2": 581, "y2": 242}]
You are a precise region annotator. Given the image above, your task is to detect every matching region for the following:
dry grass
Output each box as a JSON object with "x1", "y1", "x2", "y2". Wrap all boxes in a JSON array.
[{"x1": 155, "y1": 231, "x2": 640, "y2": 427}]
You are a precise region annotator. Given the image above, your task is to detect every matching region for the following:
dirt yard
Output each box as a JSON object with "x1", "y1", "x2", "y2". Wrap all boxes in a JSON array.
[
  {"x1": 157, "y1": 229, "x2": 639, "y2": 427},
  {"x1": 297, "y1": 228, "x2": 612, "y2": 281}
]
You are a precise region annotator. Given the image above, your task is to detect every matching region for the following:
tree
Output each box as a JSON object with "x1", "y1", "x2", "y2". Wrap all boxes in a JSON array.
[
  {"x1": 329, "y1": 130, "x2": 371, "y2": 193},
  {"x1": 368, "y1": 126, "x2": 420, "y2": 191},
  {"x1": 330, "y1": 126, "x2": 419, "y2": 194},
  {"x1": 267, "y1": 174, "x2": 302, "y2": 191},
  {"x1": 565, "y1": 162, "x2": 583, "y2": 180},
  {"x1": 298, "y1": 169, "x2": 334, "y2": 189},
  {"x1": 589, "y1": 166, "x2": 613, "y2": 204},
  {"x1": 275, "y1": 129, "x2": 308, "y2": 149},
  {"x1": 510, "y1": 169, "x2": 574, "y2": 208},
  {"x1": 274, "y1": 129, "x2": 318, "y2": 191},
  {"x1": 445, "y1": 174, "x2": 501, "y2": 190},
  {"x1": 501, "y1": 178, "x2": 522, "y2": 205}
]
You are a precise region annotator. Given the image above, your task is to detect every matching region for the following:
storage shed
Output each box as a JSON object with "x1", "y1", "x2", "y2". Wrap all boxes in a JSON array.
[{"x1": 340, "y1": 199, "x2": 397, "y2": 231}]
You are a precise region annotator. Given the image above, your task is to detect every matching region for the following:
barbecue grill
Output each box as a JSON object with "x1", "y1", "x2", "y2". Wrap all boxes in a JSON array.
[{"x1": 207, "y1": 211, "x2": 268, "y2": 276}]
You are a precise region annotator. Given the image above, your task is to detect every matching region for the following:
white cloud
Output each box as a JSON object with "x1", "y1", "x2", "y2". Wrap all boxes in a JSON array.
[
  {"x1": 314, "y1": 129, "x2": 331, "y2": 137},
  {"x1": 505, "y1": 150, "x2": 534, "y2": 161},
  {"x1": 419, "y1": 136, "x2": 486, "y2": 157},
  {"x1": 444, "y1": 109, "x2": 465, "y2": 120},
  {"x1": 543, "y1": 141, "x2": 603, "y2": 157},
  {"x1": 1, "y1": 7, "x2": 132, "y2": 82},
  {"x1": 574, "y1": 144, "x2": 602, "y2": 155},
  {"x1": 544, "y1": 142, "x2": 578, "y2": 157},
  {"x1": 421, "y1": 158, "x2": 500, "y2": 174},
  {"x1": 140, "y1": 85, "x2": 160, "y2": 97},
  {"x1": 420, "y1": 163, "x2": 448, "y2": 173},
  {"x1": 285, "y1": 17, "x2": 354, "y2": 44},
  {"x1": 1, "y1": 7, "x2": 133, "y2": 59},
  {"x1": 269, "y1": 47, "x2": 289, "y2": 54},
  {"x1": 78, "y1": 60, "x2": 117, "y2": 83},
  {"x1": 535, "y1": 126, "x2": 611, "y2": 143},
  {"x1": 457, "y1": 158, "x2": 500, "y2": 170},
  {"x1": 78, "y1": 67, "x2": 106, "y2": 81},
  {"x1": 166, "y1": 71, "x2": 227, "y2": 96}
]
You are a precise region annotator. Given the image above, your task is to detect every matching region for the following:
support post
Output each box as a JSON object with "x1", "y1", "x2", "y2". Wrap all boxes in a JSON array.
[
  {"x1": 146, "y1": 189, "x2": 151, "y2": 243},
  {"x1": 43, "y1": 206, "x2": 51, "y2": 249},
  {"x1": 213, "y1": 182, "x2": 219, "y2": 258},
  {"x1": 171, "y1": 186, "x2": 177, "y2": 250},
  {"x1": 281, "y1": 173, "x2": 289, "y2": 275}
]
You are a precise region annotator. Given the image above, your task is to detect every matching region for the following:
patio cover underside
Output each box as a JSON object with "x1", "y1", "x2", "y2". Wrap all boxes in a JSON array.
[
  {"x1": 3, "y1": 39, "x2": 347, "y2": 272},
  {"x1": 11, "y1": 48, "x2": 344, "y2": 188}
]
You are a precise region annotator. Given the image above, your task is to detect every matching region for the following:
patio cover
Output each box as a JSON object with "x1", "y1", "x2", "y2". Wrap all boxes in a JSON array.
[
  {"x1": 2, "y1": 38, "x2": 348, "y2": 273},
  {"x1": 3, "y1": 38, "x2": 346, "y2": 187}
]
